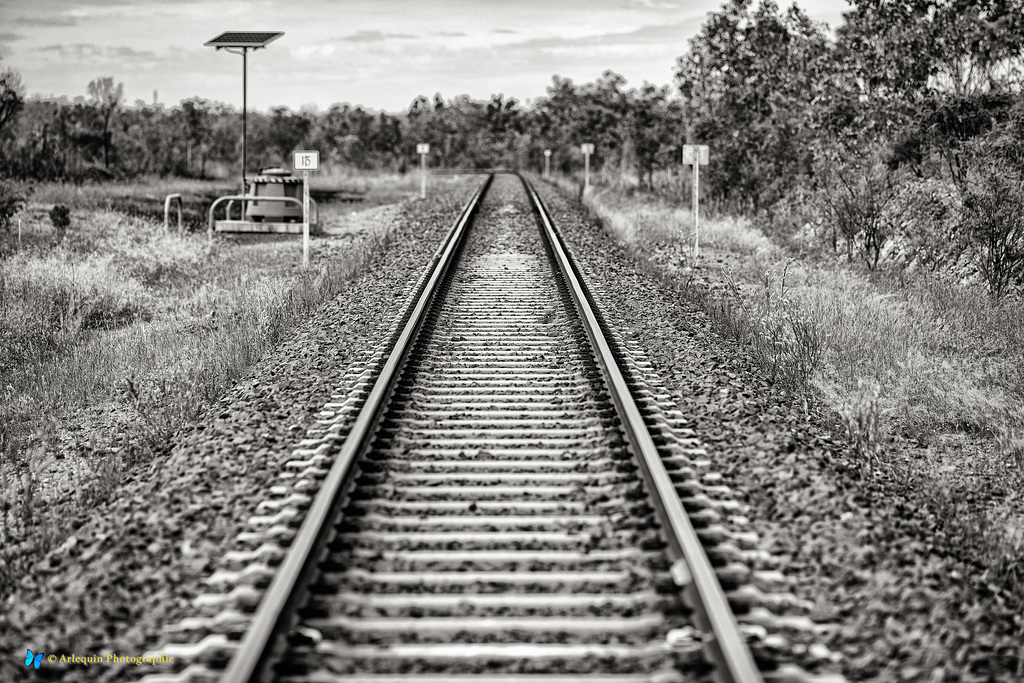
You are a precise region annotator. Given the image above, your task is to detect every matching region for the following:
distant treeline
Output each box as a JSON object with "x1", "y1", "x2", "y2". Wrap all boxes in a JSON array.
[
  {"x1": 0, "y1": 71, "x2": 682, "y2": 187},
  {"x1": 2, "y1": 0, "x2": 1023, "y2": 213}
]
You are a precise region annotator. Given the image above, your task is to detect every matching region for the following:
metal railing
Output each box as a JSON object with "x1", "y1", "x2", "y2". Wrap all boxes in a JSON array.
[
  {"x1": 207, "y1": 195, "x2": 319, "y2": 242},
  {"x1": 163, "y1": 193, "x2": 183, "y2": 231}
]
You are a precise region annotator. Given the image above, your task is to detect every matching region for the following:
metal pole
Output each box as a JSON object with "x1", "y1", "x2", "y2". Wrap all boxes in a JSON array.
[
  {"x1": 303, "y1": 170, "x2": 310, "y2": 268},
  {"x1": 692, "y1": 159, "x2": 700, "y2": 265},
  {"x1": 544, "y1": 152, "x2": 550, "y2": 178},
  {"x1": 584, "y1": 152, "x2": 590, "y2": 192},
  {"x1": 242, "y1": 48, "x2": 248, "y2": 194}
]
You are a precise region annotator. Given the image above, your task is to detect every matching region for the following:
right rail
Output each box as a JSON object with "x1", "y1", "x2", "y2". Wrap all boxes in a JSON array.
[{"x1": 523, "y1": 176, "x2": 763, "y2": 683}]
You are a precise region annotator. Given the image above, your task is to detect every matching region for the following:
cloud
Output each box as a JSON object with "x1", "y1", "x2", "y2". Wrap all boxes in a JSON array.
[
  {"x1": 510, "y1": 19, "x2": 699, "y2": 53},
  {"x1": 0, "y1": 32, "x2": 24, "y2": 42},
  {"x1": 113, "y1": 46, "x2": 156, "y2": 59},
  {"x1": 38, "y1": 43, "x2": 103, "y2": 59},
  {"x1": 628, "y1": 0, "x2": 680, "y2": 9},
  {"x1": 36, "y1": 43, "x2": 155, "y2": 61},
  {"x1": 340, "y1": 30, "x2": 416, "y2": 42},
  {"x1": 291, "y1": 44, "x2": 338, "y2": 59},
  {"x1": 15, "y1": 16, "x2": 78, "y2": 27}
]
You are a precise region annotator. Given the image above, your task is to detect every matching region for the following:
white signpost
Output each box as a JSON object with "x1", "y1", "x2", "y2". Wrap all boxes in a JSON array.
[
  {"x1": 417, "y1": 143, "x2": 430, "y2": 199},
  {"x1": 544, "y1": 149, "x2": 551, "y2": 178},
  {"x1": 293, "y1": 149, "x2": 320, "y2": 268},
  {"x1": 682, "y1": 144, "x2": 709, "y2": 264},
  {"x1": 580, "y1": 143, "x2": 594, "y2": 191}
]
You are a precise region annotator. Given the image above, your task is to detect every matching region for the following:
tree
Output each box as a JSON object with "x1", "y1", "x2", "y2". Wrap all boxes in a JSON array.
[
  {"x1": 86, "y1": 76, "x2": 124, "y2": 168},
  {"x1": 0, "y1": 62, "x2": 25, "y2": 136},
  {"x1": 180, "y1": 97, "x2": 211, "y2": 177},
  {"x1": 675, "y1": 0, "x2": 835, "y2": 210},
  {"x1": 836, "y1": 0, "x2": 1024, "y2": 182},
  {"x1": 626, "y1": 83, "x2": 681, "y2": 189},
  {"x1": 264, "y1": 106, "x2": 312, "y2": 168}
]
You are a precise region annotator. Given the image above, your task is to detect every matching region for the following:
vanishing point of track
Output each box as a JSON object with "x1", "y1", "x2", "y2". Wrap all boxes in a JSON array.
[{"x1": 195, "y1": 174, "x2": 765, "y2": 682}]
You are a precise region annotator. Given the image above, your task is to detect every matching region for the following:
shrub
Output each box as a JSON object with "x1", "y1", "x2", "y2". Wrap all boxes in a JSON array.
[
  {"x1": 958, "y1": 158, "x2": 1024, "y2": 299},
  {"x1": 816, "y1": 147, "x2": 902, "y2": 270},
  {"x1": 49, "y1": 204, "x2": 71, "y2": 241},
  {"x1": 884, "y1": 178, "x2": 965, "y2": 275},
  {"x1": 0, "y1": 180, "x2": 27, "y2": 232}
]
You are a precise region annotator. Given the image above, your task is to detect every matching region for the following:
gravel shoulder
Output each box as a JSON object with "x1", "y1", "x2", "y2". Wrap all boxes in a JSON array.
[
  {"x1": 7, "y1": 173, "x2": 1021, "y2": 682},
  {"x1": 533, "y1": 179, "x2": 1024, "y2": 682},
  {"x1": 0, "y1": 176, "x2": 483, "y2": 682}
]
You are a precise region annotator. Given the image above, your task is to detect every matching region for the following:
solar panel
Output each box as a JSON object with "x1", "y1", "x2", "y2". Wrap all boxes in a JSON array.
[{"x1": 204, "y1": 32, "x2": 284, "y2": 48}]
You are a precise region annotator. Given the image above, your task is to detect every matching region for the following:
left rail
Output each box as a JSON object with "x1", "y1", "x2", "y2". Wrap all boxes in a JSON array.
[{"x1": 217, "y1": 174, "x2": 493, "y2": 683}]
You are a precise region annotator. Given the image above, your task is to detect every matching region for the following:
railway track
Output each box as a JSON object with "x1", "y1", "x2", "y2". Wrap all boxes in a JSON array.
[{"x1": 146, "y1": 173, "x2": 839, "y2": 682}]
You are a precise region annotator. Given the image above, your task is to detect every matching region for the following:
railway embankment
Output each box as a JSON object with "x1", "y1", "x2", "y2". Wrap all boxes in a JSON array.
[
  {"x1": 0, "y1": 176, "x2": 480, "y2": 682},
  {"x1": 537, "y1": 176, "x2": 1024, "y2": 681}
]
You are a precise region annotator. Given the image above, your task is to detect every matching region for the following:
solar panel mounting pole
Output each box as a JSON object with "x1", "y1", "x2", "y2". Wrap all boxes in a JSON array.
[
  {"x1": 205, "y1": 32, "x2": 284, "y2": 195},
  {"x1": 242, "y1": 49, "x2": 247, "y2": 192},
  {"x1": 216, "y1": 46, "x2": 250, "y2": 193}
]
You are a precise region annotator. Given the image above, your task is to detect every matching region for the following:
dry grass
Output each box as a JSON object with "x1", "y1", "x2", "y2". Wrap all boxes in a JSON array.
[
  {"x1": 567, "y1": 177, "x2": 1024, "y2": 592},
  {"x1": 0, "y1": 190, "x2": 403, "y2": 595}
]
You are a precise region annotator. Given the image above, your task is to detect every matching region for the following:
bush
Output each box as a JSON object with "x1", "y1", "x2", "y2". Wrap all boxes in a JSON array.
[
  {"x1": 958, "y1": 159, "x2": 1024, "y2": 299},
  {"x1": 49, "y1": 204, "x2": 71, "y2": 241},
  {"x1": 0, "y1": 180, "x2": 27, "y2": 232},
  {"x1": 816, "y1": 149, "x2": 902, "y2": 270},
  {"x1": 884, "y1": 178, "x2": 966, "y2": 276}
]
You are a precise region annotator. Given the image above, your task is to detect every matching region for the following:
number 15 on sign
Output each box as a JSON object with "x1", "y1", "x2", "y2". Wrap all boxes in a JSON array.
[{"x1": 293, "y1": 150, "x2": 319, "y2": 171}]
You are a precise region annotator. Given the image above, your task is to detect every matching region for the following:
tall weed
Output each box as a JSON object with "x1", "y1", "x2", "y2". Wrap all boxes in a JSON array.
[{"x1": 0, "y1": 252, "x2": 152, "y2": 370}]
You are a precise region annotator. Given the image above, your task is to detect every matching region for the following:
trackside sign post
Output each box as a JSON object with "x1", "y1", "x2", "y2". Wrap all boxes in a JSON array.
[
  {"x1": 683, "y1": 144, "x2": 709, "y2": 264},
  {"x1": 293, "y1": 149, "x2": 319, "y2": 268},
  {"x1": 417, "y1": 143, "x2": 429, "y2": 199},
  {"x1": 581, "y1": 143, "x2": 594, "y2": 191},
  {"x1": 544, "y1": 149, "x2": 551, "y2": 178}
]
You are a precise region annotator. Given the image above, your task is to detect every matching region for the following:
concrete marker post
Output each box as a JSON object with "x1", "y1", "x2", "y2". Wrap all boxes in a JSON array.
[
  {"x1": 303, "y1": 170, "x2": 310, "y2": 268},
  {"x1": 692, "y1": 157, "x2": 699, "y2": 263},
  {"x1": 683, "y1": 144, "x2": 709, "y2": 267},
  {"x1": 581, "y1": 143, "x2": 594, "y2": 192},
  {"x1": 293, "y1": 149, "x2": 320, "y2": 269},
  {"x1": 417, "y1": 143, "x2": 430, "y2": 199}
]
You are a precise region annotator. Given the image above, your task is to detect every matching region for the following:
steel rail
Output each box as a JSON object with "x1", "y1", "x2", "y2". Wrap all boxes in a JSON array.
[
  {"x1": 520, "y1": 174, "x2": 764, "y2": 683},
  {"x1": 220, "y1": 174, "x2": 493, "y2": 683}
]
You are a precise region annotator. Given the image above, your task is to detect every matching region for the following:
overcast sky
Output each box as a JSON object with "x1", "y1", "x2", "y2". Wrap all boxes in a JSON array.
[{"x1": 0, "y1": 0, "x2": 851, "y2": 114}]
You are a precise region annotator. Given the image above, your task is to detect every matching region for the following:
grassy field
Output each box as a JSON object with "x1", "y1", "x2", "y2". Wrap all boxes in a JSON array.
[
  {"x1": 0, "y1": 174, "x2": 423, "y2": 596},
  {"x1": 565, "y1": 177, "x2": 1024, "y2": 594},
  {"x1": 2, "y1": 172, "x2": 423, "y2": 244}
]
